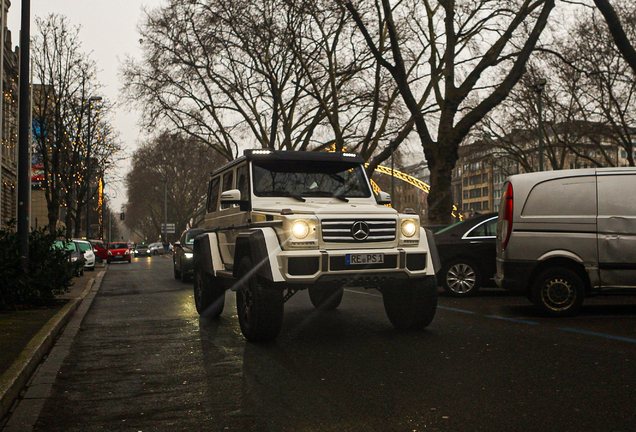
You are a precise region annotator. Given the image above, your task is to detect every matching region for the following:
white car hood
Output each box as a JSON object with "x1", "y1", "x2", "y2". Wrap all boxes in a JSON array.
[{"x1": 253, "y1": 199, "x2": 397, "y2": 217}]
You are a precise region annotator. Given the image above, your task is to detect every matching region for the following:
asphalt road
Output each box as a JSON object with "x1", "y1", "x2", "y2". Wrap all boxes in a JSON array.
[{"x1": 25, "y1": 256, "x2": 636, "y2": 431}]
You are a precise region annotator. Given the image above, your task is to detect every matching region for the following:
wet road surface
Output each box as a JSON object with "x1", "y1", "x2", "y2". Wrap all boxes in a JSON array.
[{"x1": 25, "y1": 256, "x2": 636, "y2": 431}]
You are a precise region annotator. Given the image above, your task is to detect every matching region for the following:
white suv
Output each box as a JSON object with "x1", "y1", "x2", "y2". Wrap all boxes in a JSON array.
[{"x1": 193, "y1": 150, "x2": 440, "y2": 341}]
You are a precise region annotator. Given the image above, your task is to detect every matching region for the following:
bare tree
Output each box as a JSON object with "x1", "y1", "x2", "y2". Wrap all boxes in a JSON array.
[
  {"x1": 124, "y1": 132, "x2": 224, "y2": 242},
  {"x1": 345, "y1": 0, "x2": 555, "y2": 223},
  {"x1": 32, "y1": 14, "x2": 122, "y2": 235},
  {"x1": 477, "y1": 3, "x2": 635, "y2": 170},
  {"x1": 593, "y1": 0, "x2": 636, "y2": 75}
]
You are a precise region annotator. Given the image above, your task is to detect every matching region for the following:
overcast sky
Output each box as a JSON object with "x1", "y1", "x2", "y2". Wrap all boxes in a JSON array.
[{"x1": 7, "y1": 0, "x2": 165, "y2": 212}]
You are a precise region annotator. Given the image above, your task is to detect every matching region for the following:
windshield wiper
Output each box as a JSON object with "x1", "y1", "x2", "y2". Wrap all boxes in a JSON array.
[{"x1": 268, "y1": 190, "x2": 306, "y2": 202}]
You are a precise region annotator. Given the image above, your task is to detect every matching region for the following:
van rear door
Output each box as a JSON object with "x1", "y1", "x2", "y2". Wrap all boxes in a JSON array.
[{"x1": 597, "y1": 171, "x2": 636, "y2": 288}]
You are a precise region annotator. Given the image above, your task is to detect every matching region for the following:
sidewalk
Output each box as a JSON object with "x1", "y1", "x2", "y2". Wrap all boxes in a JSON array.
[{"x1": 0, "y1": 263, "x2": 106, "y2": 421}]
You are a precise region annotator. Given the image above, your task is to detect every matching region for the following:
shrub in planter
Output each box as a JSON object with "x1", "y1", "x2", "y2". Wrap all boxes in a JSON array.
[{"x1": 0, "y1": 222, "x2": 75, "y2": 310}]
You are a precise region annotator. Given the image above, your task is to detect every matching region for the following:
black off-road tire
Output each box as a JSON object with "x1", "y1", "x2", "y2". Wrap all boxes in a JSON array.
[
  {"x1": 308, "y1": 287, "x2": 344, "y2": 310},
  {"x1": 531, "y1": 267, "x2": 585, "y2": 317},
  {"x1": 440, "y1": 259, "x2": 481, "y2": 297},
  {"x1": 236, "y1": 257, "x2": 284, "y2": 342},
  {"x1": 193, "y1": 266, "x2": 225, "y2": 318},
  {"x1": 383, "y1": 276, "x2": 438, "y2": 330}
]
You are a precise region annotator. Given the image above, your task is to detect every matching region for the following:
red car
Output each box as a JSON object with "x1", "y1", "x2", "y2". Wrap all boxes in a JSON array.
[{"x1": 106, "y1": 242, "x2": 132, "y2": 264}]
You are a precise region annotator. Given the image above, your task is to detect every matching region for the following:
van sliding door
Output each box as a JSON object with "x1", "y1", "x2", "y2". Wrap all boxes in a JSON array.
[{"x1": 597, "y1": 173, "x2": 636, "y2": 288}]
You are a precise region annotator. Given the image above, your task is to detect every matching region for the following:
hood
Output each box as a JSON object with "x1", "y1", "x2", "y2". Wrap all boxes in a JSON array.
[{"x1": 253, "y1": 200, "x2": 397, "y2": 217}]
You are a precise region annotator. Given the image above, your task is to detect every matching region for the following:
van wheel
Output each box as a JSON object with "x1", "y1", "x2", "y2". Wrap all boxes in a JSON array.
[
  {"x1": 236, "y1": 257, "x2": 284, "y2": 342},
  {"x1": 441, "y1": 259, "x2": 481, "y2": 297},
  {"x1": 531, "y1": 267, "x2": 584, "y2": 317},
  {"x1": 383, "y1": 276, "x2": 437, "y2": 330},
  {"x1": 308, "y1": 287, "x2": 344, "y2": 310},
  {"x1": 194, "y1": 267, "x2": 225, "y2": 318}
]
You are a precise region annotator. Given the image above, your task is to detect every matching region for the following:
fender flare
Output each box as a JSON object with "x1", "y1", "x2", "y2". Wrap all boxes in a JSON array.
[
  {"x1": 233, "y1": 228, "x2": 285, "y2": 283},
  {"x1": 193, "y1": 233, "x2": 223, "y2": 276}
]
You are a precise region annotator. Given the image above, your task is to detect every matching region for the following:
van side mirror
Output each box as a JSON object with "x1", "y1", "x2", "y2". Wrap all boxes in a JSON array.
[{"x1": 377, "y1": 191, "x2": 391, "y2": 205}]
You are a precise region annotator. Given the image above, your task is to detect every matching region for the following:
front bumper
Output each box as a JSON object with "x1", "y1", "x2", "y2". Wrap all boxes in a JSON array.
[{"x1": 276, "y1": 247, "x2": 432, "y2": 287}]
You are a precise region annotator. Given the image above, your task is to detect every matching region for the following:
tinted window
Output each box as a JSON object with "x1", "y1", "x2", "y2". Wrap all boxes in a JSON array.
[
  {"x1": 207, "y1": 177, "x2": 220, "y2": 213},
  {"x1": 237, "y1": 164, "x2": 249, "y2": 202},
  {"x1": 252, "y1": 161, "x2": 371, "y2": 198},
  {"x1": 522, "y1": 176, "x2": 596, "y2": 216},
  {"x1": 109, "y1": 243, "x2": 128, "y2": 249},
  {"x1": 185, "y1": 229, "x2": 204, "y2": 244},
  {"x1": 221, "y1": 171, "x2": 234, "y2": 210},
  {"x1": 467, "y1": 218, "x2": 497, "y2": 237}
]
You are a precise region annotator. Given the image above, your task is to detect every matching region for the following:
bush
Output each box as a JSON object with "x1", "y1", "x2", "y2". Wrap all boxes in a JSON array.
[{"x1": 0, "y1": 221, "x2": 76, "y2": 310}]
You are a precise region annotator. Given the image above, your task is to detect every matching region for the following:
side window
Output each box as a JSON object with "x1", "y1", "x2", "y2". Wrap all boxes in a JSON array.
[
  {"x1": 236, "y1": 164, "x2": 249, "y2": 204},
  {"x1": 220, "y1": 171, "x2": 234, "y2": 210},
  {"x1": 207, "y1": 177, "x2": 220, "y2": 213},
  {"x1": 522, "y1": 176, "x2": 596, "y2": 216},
  {"x1": 466, "y1": 218, "x2": 497, "y2": 238}
]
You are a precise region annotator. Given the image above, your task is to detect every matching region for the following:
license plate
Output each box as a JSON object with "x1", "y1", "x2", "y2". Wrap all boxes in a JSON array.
[{"x1": 346, "y1": 253, "x2": 384, "y2": 265}]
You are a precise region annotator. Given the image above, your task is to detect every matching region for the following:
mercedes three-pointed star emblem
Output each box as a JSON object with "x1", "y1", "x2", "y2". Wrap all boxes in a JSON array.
[{"x1": 351, "y1": 221, "x2": 370, "y2": 241}]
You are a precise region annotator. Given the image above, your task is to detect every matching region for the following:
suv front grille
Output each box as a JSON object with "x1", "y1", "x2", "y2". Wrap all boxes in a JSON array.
[{"x1": 321, "y1": 219, "x2": 396, "y2": 243}]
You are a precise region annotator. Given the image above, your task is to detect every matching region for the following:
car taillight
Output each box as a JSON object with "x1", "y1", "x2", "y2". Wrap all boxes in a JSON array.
[{"x1": 501, "y1": 182, "x2": 514, "y2": 251}]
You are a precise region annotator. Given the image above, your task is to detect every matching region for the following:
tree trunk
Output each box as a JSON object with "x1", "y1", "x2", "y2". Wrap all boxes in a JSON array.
[{"x1": 426, "y1": 156, "x2": 455, "y2": 225}]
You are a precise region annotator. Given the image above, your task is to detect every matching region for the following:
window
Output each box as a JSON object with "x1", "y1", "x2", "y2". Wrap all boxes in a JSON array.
[
  {"x1": 207, "y1": 177, "x2": 220, "y2": 213},
  {"x1": 482, "y1": 173, "x2": 488, "y2": 182},
  {"x1": 463, "y1": 190, "x2": 469, "y2": 199},
  {"x1": 482, "y1": 201, "x2": 489, "y2": 210},
  {"x1": 463, "y1": 177, "x2": 468, "y2": 186},
  {"x1": 469, "y1": 188, "x2": 482, "y2": 198},
  {"x1": 482, "y1": 187, "x2": 489, "y2": 196},
  {"x1": 467, "y1": 218, "x2": 497, "y2": 238},
  {"x1": 236, "y1": 164, "x2": 249, "y2": 203},
  {"x1": 522, "y1": 176, "x2": 596, "y2": 216},
  {"x1": 221, "y1": 171, "x2": 234, "y2": 210}
]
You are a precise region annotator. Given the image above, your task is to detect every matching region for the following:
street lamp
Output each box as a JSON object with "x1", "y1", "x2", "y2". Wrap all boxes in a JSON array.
[
  {"x1": 532, "y1": 78, "x2": 547, "y2": 171},
  {"x1": 85, "y1": 96, "x2": 102, "y2": 239}
]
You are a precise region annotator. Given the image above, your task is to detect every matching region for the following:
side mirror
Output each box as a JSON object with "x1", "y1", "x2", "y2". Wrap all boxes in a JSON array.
[
  {"x1": 174, "y1": 241, "x2": 181, "y2": 248},
  {"x1": 220, "y1": 189, "x2": 241, "y2": 204},
  {"x1": 220, "y1": 189, "x2": 250, "y2": 211},
  {"x1": 377, "y1": 191, "x2": 391, "y2": 205}
]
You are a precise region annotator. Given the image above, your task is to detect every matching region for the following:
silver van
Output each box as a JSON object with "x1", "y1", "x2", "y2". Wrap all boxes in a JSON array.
[{"x1": 495, "y1": 167, "x2": 636, "y2": 316}]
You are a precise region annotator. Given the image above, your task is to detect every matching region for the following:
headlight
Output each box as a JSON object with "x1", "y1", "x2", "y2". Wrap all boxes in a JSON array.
[
  {"x1": 108, "y1": 250, "x2": 112, "y2": 255},
  {"x1": 291, "y1": 220, "x2": 310, "y2": 239},
  {"x1": 401, "y1": 219, "x2": 417, "y2": 237},
  {"x1": 184, "y1": 252, "x2": 194, "y2": 259}
]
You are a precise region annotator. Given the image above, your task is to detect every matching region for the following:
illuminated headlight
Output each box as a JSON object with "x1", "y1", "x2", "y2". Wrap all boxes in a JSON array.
[
  {"x1": 184, "y1": 252, "x2": 194, "y2": 259},
  {"x1": 401, "y1": 219, "x2": 417, "y2": 237},
  {"x1": 71, "y1": 257, "x2": 78, "y2": 262},
  {"x1": 292, "y1": 220, "x2": 310, "y2": 239}
]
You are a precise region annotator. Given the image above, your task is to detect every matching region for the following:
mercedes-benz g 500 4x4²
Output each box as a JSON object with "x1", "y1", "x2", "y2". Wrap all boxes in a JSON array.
[{"x1": 193, "y1": 150, "x2": 440, "y2": 341}]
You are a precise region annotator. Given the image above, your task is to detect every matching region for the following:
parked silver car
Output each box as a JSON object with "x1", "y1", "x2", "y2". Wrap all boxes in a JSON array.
[{"x1": 496, "y1": 167, "x2": 636, "y2": 316}]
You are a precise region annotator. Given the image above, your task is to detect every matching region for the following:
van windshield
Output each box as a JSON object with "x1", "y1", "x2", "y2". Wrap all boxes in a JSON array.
[{"x1": 252, "y1": 161, "x2": 371, "y2": 198}]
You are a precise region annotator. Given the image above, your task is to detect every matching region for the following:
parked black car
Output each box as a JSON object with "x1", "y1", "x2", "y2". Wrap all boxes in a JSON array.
[
  {"x1": 434, "y1": 212, "x2": 498, "y2": 297},
  {"x1": 173, "y1": 228, "x2": 204, "y2": 282}
]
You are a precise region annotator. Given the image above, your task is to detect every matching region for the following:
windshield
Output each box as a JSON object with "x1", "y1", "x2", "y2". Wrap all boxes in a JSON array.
[
  {"x1": 53, "y1": 240, "x2": 76, "y2": 251},
  {"x1": 252, "y1": 160, "x2": 371, "y2": 198},
  {"x1": 109, "y1": 243, "x2": 128, "y2": 249},
  {"x1": 77, "y1": 242, "x2": 92, "y2": 252}
]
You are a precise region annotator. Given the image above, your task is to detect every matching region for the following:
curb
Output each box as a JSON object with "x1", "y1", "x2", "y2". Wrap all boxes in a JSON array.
[{"x1": 0, "y1": 272, "x2": 103, "y2": 421}]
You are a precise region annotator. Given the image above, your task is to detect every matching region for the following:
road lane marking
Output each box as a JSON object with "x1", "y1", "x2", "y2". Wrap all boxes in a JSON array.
[
  {"x1": 559, "y1": 328, "x2": 636, "y2": 343},
  {"x1": 346, "y1": 290, "x2": 634, "y2": 343},
  {"x1": 437, "y1": 306, "x2": 476, "y2": 314},
  {"x1": 485, "y1": 315, "x2": 539, "y2": 325}
]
